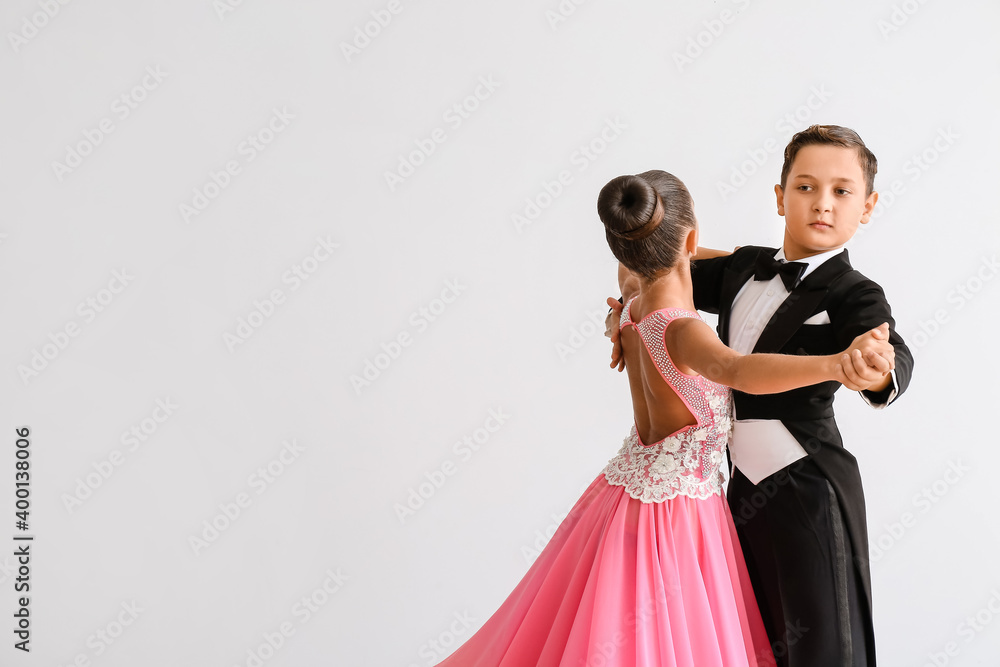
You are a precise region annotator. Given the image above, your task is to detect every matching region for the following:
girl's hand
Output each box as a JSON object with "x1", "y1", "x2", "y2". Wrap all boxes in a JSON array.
[
  {"x1": 607, "y1": 263, "x2": 641, "y2": 373},
  {"x1": 835, "y1": 323, "x2": 895, "y2": 390},
  {"x1": 606, "y1": 297, "x2": 625, "y2": 372}
]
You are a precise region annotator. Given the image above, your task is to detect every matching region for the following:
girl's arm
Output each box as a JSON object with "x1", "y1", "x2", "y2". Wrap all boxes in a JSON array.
[
  {"x1": 664, "y1": 318, "x2": 891, "y2": 395},
  {"x1": 693, "y1": 246, "x2": 735, "y2": 260}
]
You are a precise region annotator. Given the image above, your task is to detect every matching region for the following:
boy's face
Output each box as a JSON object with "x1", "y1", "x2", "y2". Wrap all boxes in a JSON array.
[{"x1": 775, "y1": 144, "x2": 878, "y2": 260}]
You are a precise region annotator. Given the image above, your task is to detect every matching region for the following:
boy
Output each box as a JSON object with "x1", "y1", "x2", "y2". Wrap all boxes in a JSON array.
[{"x1": 607, "y1": 125, "x2": 913, "y2": 666}]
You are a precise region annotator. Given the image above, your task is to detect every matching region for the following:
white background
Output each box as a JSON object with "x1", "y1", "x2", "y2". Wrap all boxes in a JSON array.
[{"x1": 2, "y1": 0, "x2": 998, "y2": 666}]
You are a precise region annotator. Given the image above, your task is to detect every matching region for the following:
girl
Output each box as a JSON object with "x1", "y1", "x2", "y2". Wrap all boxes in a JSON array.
[{"x1": 434, "y1": 170, "x2": 893, "y2": 666}]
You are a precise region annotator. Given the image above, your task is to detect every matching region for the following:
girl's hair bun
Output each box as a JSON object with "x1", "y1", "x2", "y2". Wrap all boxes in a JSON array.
[
  {"x1": 597, "y1": 175, "x2": 663, "y2": 241},
  {"x1": 597, "y1": 170, "x2": 696, "y2": 281}
]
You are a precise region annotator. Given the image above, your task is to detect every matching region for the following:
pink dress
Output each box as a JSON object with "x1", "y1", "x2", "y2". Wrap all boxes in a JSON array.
[{"x1": 435, "y1": 297, "x2": 775, "y2": 666}]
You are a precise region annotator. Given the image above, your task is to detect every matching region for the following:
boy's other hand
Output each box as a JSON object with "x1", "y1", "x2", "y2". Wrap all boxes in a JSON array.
[
  {"x1": 606, "y1": 297, "x2": 625, "y2": 372},
  {"x1": 838, "y1": 323, "x2": 895, "y2": 390}
]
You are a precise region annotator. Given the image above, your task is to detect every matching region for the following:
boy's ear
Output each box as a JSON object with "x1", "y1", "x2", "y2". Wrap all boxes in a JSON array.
[
  {"x1": 774, "y1": 184, "x2": 785, "y2": 216},
  {"x1": 860, "y1": 191, "x2": 879, "y2": 224}
]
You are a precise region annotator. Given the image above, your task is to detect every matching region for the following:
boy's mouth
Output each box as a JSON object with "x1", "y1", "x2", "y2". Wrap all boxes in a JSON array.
[{"x1": 810, "y1": 221, "x2": 833, "y2": 230}]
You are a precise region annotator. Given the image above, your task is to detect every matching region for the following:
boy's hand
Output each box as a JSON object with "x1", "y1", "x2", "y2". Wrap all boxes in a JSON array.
[
  {"x1": 837, "y1": 323, "x2": 895, "y2": 391},
  {"x1": 606, "y1": 297, "x2": 625, "y2": 372}
]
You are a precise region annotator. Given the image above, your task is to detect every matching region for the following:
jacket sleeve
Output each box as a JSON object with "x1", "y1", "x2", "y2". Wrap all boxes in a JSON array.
[
  {"x1": 831, "y1": 278, "x2": 914, "y2": 406},
  {"x1": 691, "y1": 254, "x2": 735, "y2": 314}
]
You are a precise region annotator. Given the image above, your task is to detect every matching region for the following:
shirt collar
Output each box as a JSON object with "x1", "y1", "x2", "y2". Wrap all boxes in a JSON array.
[{"x1": 774, "y1": 246, "x2": 845, "y2": 280}]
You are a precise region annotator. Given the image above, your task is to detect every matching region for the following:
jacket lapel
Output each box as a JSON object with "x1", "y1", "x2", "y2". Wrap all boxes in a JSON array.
[
  {"x1": 719, "y1": 248, "x2": 771, "y2": 345},
  {"x1": 751, "y1": 249, "x2": 855, "y2": 354}
]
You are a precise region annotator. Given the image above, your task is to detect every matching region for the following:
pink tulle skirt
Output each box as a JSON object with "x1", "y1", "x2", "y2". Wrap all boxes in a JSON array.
[{"x1": 436, "y1": 473, "x2": 776, "y2": 667}]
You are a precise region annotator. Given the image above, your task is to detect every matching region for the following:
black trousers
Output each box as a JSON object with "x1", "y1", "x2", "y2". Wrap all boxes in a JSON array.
[{"x1": 728, "y1": 458, "x2": 870, "y2": 667}]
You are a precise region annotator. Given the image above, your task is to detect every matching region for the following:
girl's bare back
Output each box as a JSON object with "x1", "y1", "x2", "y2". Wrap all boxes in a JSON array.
[{"x1": 619, "y1": 299, "x2": 703, "y2": 445}]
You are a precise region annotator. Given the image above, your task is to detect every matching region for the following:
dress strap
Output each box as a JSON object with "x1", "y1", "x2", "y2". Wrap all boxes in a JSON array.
[
  {"x1": 631, "y1": 307, "x2": 705, "y2": 400},
  {"x1": 620, "y1": 294, "x2": 640, "y2": 331}
]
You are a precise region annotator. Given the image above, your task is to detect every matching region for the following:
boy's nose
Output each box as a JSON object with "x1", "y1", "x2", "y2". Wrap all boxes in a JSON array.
[{"x1": 812, "y1": 194, "x2": 833, "y2": 213}]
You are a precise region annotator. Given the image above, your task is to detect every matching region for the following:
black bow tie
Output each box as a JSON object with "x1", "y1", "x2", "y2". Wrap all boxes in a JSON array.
[{"x1": 753, "y1": 254, "x2": 807, "y2": 291}]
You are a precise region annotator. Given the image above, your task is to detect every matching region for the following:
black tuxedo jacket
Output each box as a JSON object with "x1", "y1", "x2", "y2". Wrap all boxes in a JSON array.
[{"x1": 691, "y1": 245, "x2": 914, "y2": 613}]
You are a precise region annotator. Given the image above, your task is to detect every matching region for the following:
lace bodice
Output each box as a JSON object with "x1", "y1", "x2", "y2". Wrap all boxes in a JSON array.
[{"x1": 603, "y1": 295, "x2": 733, "y2": 503}]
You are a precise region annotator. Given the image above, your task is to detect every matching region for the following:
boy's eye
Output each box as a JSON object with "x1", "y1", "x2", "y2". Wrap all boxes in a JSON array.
[
  {"x1": 835, "y1": 188, "x2": 851, "y2": 196},
  {"x1": 797, "y1": 185, "x2": 812, "y2": 191}
]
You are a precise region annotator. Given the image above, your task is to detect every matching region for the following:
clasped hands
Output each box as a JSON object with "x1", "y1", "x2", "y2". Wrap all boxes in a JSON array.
[{"x1": 838, "y1": 323, "x2": 895, "y2": 391}]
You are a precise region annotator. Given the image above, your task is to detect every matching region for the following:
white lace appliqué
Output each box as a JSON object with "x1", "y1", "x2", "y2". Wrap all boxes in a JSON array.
[
  {"x1": 604, "y1": 299, "x2": 735, "y2": 503},
  {"x1": 602, "y1": 416, "x2": 730, "y2": 503}
]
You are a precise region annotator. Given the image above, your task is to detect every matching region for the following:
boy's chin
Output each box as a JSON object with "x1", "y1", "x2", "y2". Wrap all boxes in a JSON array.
[{"x1": 785, "y1": 235, "x2": 849, "y2": 257}]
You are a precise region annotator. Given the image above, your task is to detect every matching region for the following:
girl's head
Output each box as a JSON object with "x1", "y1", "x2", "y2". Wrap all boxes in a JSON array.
[{"x1": 597, "y1": 170, "x2": 696, "y2": 281}]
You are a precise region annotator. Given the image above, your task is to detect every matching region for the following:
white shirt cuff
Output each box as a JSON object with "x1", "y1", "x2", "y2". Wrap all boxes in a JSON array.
[{"x1": 859, "y1": 368, "x2": 898, "y2": 409}]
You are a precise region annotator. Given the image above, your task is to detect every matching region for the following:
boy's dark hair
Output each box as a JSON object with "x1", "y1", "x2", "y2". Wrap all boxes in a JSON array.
[
  {"x1": 780, "y1": 125, "x2": 878, "y2": 196},
  {"x1": 597, "y1": 170, "x2": 695, "y2": 281}
]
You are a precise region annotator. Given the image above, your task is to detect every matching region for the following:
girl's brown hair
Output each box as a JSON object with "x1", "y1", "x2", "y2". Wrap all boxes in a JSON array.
[{"x1": 597, "y1": 170, "x2": 695, "y2": 281}]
